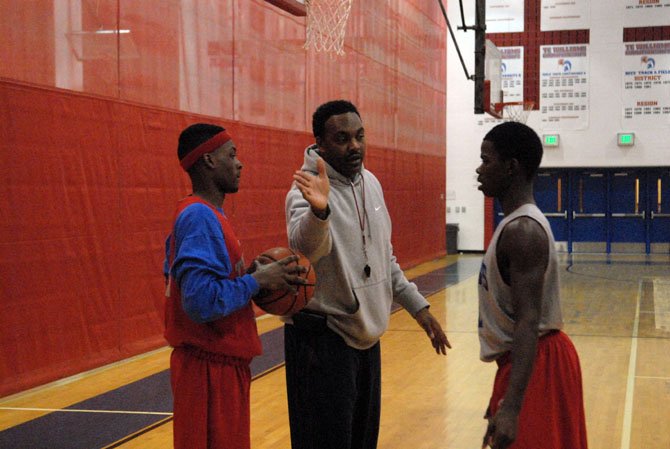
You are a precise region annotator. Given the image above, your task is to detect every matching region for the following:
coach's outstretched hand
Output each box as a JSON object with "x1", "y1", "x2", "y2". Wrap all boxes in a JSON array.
[{"x1": 415, "y1": 307, "x2": 451, "y2": 355}]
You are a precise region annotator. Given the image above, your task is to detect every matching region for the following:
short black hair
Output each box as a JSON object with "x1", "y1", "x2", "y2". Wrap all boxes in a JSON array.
[
  {"x1": 177, "y1": 123, "x2": 225, "y2": 161},
  {"x1": 484, "y1": 122, "x2": 543, "y2": 180},
  {"x1": 312, "y1": 100, "x2": 361, "y2": 139}
]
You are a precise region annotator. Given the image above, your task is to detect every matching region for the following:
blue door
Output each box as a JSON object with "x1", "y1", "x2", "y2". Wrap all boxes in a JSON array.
[
  {"x1": 610, "y1": 170, "x2": 647, "y2": 253},
  {"x1": 535, "y1": 169, "x2": 569, "y2": 249},
  {"x1": 570, "y1": 170, "x2": 607, "y2": 253},
  {"x1": 649, "y1": 168, "x2": 670, "y2": 254}
]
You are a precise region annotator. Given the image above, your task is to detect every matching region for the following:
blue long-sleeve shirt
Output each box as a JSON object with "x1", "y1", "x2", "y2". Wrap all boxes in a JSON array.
[{"x1": 164, "y1": 202, "x2": 259, "y2": 323}]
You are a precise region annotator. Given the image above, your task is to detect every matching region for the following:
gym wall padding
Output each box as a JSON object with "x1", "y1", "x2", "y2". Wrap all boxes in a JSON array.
[{"x1": 0, "y1": 0, "x2": 446, "y2": 397}]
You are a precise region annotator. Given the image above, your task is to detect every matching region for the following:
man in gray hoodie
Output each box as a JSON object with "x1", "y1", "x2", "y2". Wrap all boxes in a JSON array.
[{"x1": 284, "y1": 99, "x2": 450, "y2": 449}]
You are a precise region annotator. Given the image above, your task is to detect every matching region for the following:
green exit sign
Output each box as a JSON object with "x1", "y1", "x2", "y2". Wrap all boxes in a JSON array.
[
  {"x1": 543, "y1": 134, "x2": 559, "y2": 147},
  {"x1": 617, "y1": 132, "x2": 635, "y2": 146}
]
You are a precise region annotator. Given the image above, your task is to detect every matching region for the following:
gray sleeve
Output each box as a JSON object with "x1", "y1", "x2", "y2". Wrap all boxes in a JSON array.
[
  {"x1": 367, "y1": 172, "x2": 429, "y2": 317},
  {"x1": 389, "y1": 246, "x2": 429, "y2": 317},
  {"x1": 285, "y1": 186, "x2": 332, "y2": 263}
]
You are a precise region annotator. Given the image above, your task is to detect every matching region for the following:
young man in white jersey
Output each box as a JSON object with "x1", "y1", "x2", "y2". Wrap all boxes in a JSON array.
[{"x1": 476, "y1": 121, "x2": 587, "y2": 449}]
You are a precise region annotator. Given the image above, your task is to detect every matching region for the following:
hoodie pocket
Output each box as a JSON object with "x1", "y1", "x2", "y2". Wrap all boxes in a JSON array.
[{"x1": 346, "y1": 279, "x2": 392, "y2": 337}]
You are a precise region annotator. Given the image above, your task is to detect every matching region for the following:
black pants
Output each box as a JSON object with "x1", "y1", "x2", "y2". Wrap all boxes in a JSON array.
[{"x1": 284, "y1": 320, "x2": 381, "y2": 449}]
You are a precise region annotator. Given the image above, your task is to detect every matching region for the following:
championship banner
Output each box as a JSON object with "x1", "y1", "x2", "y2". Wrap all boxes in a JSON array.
[
  {"x1": 540, "y1": 44, "x2": 590, "y2": 130},
  {"x1": 486, "y1": 0, "x2": 524, "y2": 33},
  {"x1": 540, "y1": 0, "x2": 590, "y2": 31},
  {"x1": 624, "y1": 0, "x2": 670, "y2": 27},
  {"x1": 622, "y1": 41, "x2": 670, "y2": 127}
]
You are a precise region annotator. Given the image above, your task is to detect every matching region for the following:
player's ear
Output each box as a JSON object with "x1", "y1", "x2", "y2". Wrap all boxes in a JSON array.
[
  {"x1": 508, "y1": 158, "x2": 520, "y2": 175},
  {"x1": 202, "y1": 152, "x2": 216, "y2": 168}
]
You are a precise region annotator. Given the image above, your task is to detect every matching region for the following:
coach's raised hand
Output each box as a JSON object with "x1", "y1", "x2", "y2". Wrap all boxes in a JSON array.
[{"x1": 293, "y1": 157, "x2": 330, "y2": 218}]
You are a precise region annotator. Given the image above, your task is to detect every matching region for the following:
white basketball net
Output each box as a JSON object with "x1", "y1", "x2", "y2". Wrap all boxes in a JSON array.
[
  {"x1": 304, "y1": 0, "x2": 353, "y2": 56},
  {"x1": 502, "y1": 101, "x2": 534, "y2": 124}
]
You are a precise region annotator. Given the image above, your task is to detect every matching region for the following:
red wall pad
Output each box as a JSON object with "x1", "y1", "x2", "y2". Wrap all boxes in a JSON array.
[{"x1": 0, "y1": 79, "x2": 445, "y2": 396}]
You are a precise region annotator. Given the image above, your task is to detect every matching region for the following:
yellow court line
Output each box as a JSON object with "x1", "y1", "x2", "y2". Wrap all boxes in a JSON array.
[
  {"x1": 620, "y1": 280, "x2": 642, "y2": 449},
  {"x1": 100, "y1": 416, "x2": 173, "y2": 449},
  {"x1": 0, "y1": 346, "x2": 172, "y2": 405}
]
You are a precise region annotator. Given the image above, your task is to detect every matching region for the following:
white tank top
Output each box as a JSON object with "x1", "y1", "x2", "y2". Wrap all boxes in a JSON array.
[{"x1": 478, "y1": 203, "x2": 563, "y2": 362}]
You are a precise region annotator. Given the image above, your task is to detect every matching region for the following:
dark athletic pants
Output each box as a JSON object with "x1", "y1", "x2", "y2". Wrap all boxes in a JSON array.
[{"x1": 284, "y1": 322, "x2": 381, "y2": 449}]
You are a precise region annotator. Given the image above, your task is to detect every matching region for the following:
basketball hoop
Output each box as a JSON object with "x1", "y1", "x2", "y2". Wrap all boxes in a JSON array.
[
  {"x1": 494, "y1": 101, "x2": 535, "y2": 124},
  {"x1": 304, "y1": 0, "x2": 353, "y2": 56}
]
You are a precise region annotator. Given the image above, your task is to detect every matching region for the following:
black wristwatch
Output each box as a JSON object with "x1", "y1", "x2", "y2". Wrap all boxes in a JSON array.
[{"x1": 312, "y1": 205, "x2": 330, "y2": 220}]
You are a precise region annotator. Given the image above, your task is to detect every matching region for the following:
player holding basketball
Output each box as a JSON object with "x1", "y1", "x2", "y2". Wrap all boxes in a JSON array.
[
  {"x1": 164, "y1": 123, "x2": 306, "y2": 449},
  {"x1": 476, "y1": 122, "x2": 587, "y2": 449},
  {"x1": 284, "y1": 100, "x2": 451, "y2": 449}
]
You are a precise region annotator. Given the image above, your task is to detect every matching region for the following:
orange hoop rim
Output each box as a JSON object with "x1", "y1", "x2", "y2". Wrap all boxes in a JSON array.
[{"x1": 493, "y1": 100, "x2": 535, "y2": 114}]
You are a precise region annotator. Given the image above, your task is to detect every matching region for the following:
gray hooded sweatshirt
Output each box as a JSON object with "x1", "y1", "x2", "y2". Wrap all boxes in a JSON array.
[{"x1": 284, "y1": 145, "x2": 429, "y2": 350}]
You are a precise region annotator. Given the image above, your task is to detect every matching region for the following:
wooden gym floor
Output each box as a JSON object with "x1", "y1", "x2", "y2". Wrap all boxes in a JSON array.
[{"x1": 1, "y1": 253, "x2": 669, "y2": 448}]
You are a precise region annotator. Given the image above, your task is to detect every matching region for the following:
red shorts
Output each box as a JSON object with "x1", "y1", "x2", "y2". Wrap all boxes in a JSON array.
[
  {"x1": 487, "y1": 331, "x2": 588, "y2": 449},
  {"x1": 171, "y1": 346, "x2": 252, "y2": 449}
]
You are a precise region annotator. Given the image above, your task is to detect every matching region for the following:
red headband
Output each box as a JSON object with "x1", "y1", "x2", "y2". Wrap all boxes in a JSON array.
[{"x1": 180, "y1": 130, "x2": 232, "y2": 171}]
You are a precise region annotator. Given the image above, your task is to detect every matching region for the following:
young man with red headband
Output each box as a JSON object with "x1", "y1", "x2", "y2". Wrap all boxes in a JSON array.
[{"x1": 164, "y1": 123, "x2": 306, "y2": 449}]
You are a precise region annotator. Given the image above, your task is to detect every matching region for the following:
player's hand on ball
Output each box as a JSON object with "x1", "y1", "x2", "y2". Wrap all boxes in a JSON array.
[
  {"x1": 251, "y1": 255, "x2": 307, "y2": 293},
  {"x1": 251, "y1": 248, "x2": 316, "y2": 316},
  {"x1": 293, "y1": 157, "x2": 330, "y2": 213}
]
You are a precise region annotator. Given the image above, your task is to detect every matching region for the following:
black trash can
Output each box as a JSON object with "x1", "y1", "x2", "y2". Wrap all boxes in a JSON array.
[{"x1": 446, "y1": 223, "x2": 459, "y2": 254}]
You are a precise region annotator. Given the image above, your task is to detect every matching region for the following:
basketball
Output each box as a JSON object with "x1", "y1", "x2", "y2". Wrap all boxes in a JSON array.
[{"x1": 252, "y1": 247, "x2": 316, "y2": 316}]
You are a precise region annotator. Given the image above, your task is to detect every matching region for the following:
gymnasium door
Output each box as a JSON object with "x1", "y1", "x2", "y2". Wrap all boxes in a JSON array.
[
  {"x1": 649, "y1": 168, "x2": 670, "y2": 253},
  {"x1": 610, "y1": 169, "x2": 647, "y2": 253},
  {"x1": 490, "y1": 167, "x2": 668, "y2": 254},
  {"x1": 570, "y1": 169, "x2": 608, "y2": 253},
  {"x1": 534, "y1": 169, "x2": 569, "y2": 249}
]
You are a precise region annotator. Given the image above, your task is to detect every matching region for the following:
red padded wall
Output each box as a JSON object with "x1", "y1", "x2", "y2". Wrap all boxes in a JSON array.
[
  {"x1": 0, "y1": 0, "x2": 446, "y2": 396},
  {"x1": 484, "y1": 197, "x2": 495, "y2": 249}
]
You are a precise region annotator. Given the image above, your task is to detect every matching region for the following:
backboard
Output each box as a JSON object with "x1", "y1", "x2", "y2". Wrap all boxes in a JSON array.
[{"x1": 483, "y1": 39, "x2": 503, "y2": 118}]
